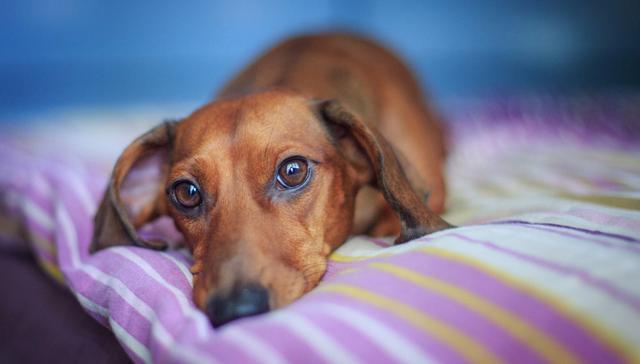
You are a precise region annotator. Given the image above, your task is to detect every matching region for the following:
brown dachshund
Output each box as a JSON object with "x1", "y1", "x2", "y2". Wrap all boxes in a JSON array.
[{"x1": 91, "y1": 33, "x2": 451, "y2": 327}]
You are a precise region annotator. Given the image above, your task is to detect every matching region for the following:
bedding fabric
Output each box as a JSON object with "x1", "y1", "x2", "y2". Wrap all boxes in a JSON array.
[{"x1": 1, "y1": 96, "x2": 639, "y2": 363}]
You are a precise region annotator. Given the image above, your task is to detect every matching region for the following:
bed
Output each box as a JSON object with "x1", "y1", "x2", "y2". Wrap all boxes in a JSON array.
[{"x1": 1, "y1": 95, "x2": 639, "y2": 363}]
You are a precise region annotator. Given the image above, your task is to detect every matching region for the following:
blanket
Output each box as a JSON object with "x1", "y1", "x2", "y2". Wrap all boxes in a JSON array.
[{"x1": 1, "y1": 96, "x2": 639, "y2": 363}]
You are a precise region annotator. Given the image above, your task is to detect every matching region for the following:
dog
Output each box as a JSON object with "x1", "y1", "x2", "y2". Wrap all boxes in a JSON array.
[{"x1": 91, "y1": 33, "x2": 452, "y2": 327}]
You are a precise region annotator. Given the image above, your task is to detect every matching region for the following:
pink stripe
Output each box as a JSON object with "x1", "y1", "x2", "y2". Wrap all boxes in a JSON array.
[
  {"x1": 389, "y1": 250, "x2": 621, "y2": 363},
  {"x1": 17, "y1": 205, "x2": 57, "y2": 264},
  {"x1": 4, "y1": 173, "x2": 58, "y2": 267},
  {"x1": 130, "y1": 248, "x2": 192, "y2": 291},
  {"x1": 189, "y1": 333, "x2": 258, "y2": 364},
  {"x1": 89, "y1": 251, "x2": 205, "y2": 341},
  {"x1": 307, "y1": 291, "x2": 468, "y2": 364},
  {"x1": 288, "y1": 306, "x2": 400, "y2": 363},
  {"x1": 224, "y1": 315, "x2": 325, "y2": 363},
  {"x1": 332, "y1": 265, "x2": 545, "y2": 363},
  {"x1": 74, "y1": 269, "x2": 153, "y2": 350}
]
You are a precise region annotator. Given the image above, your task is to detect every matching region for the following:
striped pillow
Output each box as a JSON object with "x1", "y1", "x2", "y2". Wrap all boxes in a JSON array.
[{"x1": 1, "y1": 96, "x2": 639, "y2": 363}]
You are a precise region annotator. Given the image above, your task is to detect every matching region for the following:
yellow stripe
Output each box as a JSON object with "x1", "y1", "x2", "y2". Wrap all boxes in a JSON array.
[
  {"x1": 29, "y1": 231, "x2": 57, "y2": 255},
  {"x1": 36, "y1": 258, "x2": 66, "y2": 285},
  {"x1": 330, "y1": 251, "x2": 391, "y2": 262},
  {"x1": 421, "y1": 247, "x2": 640, "y2": 363},
  {"x1": 329, "y1": 246, "x2": 639, "y2": 362},
  {"x1": 553, "y1": 192, "x2": 640, "y2": 211},
  {"x1": 370, "y1": 262, "x2": 578, "y2": 364},
  {"x1": 318, "y1": 284, "x2": 502, "y2": 364}
]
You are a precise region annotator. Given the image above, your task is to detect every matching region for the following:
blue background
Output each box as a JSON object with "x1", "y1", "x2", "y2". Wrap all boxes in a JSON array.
[{"x1": 1, "y1": 0, "x2": 639, "y2": 117}]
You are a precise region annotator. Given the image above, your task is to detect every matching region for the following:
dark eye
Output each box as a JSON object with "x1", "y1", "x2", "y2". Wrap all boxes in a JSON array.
[
  {"x1": 173, "y1": 181, "x2": 202, "y2": 208},
  {"x1": 276, "y1": 157, "x2": 310, "y2": 189}
]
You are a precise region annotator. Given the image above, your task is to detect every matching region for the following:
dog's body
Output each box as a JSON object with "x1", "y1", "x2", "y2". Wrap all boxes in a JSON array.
[
  {"x1": 91, "y1": 33, "x2": 451, "y2": 326},
  {"x1": 220, "y1": 33, "x2": 447, "y2": 231}
]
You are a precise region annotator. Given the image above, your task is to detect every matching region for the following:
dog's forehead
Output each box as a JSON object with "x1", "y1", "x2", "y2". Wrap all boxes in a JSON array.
[{"x1": 175, "y1": 91, "x2": 326, "y2": 155}]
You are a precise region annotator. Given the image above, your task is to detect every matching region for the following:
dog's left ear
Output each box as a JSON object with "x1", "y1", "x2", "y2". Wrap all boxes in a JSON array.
[
  {"x1": 319, "y1": 100, "x2": 452, "y2": 244},
  {"x1": 90, "y1": 121, "x2": 176, "y2": 253}
]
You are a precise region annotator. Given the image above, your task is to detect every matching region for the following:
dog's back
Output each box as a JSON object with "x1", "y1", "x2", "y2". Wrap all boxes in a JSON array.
[
  {"x1": 219, "y1": 34, "x2": 412, "y2": 122},
  {"x1": 219, "y1": 33, "x2": 447, "y2": 234}
]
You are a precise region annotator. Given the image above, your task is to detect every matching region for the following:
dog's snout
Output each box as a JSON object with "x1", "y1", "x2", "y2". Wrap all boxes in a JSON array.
[{"x1": 206, "y1": 284, "x2": 270, "y2": 327}]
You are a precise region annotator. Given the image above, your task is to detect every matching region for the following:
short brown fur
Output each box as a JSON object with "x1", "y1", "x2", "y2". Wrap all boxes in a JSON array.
[{"x1": 91, "y1": 33, "x2": 451, "y2": 317}]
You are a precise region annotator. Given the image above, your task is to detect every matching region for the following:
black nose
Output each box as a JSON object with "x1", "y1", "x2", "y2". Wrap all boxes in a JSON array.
[{"x1": 206, "y1": 284, "x2": 270, "y2": 327}]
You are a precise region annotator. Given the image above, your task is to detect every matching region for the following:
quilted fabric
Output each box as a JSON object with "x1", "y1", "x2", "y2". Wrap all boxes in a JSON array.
[{"x1": 1, "y1": 96, "x2": 639, "y2": 363}]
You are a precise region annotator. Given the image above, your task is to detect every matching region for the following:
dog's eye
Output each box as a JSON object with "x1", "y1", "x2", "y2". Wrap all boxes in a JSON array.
[
  {"x1": 277, "y1": 157, "x2": 309, "y2": 189},
  {"x1": 174, "y1": 181, "x2": 202, "y2": 208}
]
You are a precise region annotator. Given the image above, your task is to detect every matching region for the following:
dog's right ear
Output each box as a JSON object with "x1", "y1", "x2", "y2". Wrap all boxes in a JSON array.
[{"x1": 90, "y1": 121, "x2": 177, "y2": 253}]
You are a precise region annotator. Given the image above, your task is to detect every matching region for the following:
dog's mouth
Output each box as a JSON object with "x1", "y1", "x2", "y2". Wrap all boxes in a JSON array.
[{"x1": 204, "y1": 283, "x2": 271, "y2": 327}]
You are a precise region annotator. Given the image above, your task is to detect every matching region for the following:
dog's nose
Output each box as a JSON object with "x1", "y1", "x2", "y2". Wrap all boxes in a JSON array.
[{"x1": 206, "y1": 283, "x2": 270, "y2": 327}]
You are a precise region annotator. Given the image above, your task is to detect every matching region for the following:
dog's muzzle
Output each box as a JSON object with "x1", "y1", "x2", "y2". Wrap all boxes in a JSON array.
[{"x1": 206, "y1": 283, "x2": 270, "y2": 327}]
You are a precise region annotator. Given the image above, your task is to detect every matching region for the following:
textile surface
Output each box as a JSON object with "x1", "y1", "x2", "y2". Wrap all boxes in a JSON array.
[{"x1": 1, "y1": 96, "x2": 639, "y2": 363}]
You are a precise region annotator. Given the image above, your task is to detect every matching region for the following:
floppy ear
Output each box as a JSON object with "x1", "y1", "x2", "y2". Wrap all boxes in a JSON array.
[
  {"x1": 90, "y1": 121, "x2": 176, "y2": 253},
  {"x1": 319, "y1": 100, "x2": 452, "y2": 244}
]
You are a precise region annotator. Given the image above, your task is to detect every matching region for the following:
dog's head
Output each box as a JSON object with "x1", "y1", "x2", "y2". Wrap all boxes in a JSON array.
[{"x1": 91, "y1": 90, "x2": 450, "y2": 326}]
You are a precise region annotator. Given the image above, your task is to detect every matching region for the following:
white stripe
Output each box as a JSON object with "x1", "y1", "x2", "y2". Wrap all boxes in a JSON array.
[
  {"x1": 23, "y1": 198, "x2": 54, "y2": 230},
  {"x1": 334, "y1": 234, "x2": 435, "y2": 258},
  {"x1": 56, "y1": 202, "x2": 217, "y2": 364},
  {"x1": 75, "y1": 292, "x2": 109, "y2": 317},
  {"x1": 162, "y1": 251, "x2": 194, "y2": 286},
  {"x1": 310, "y1": 303, "x2": 437, "y2": 364},
  {"x1": 222, "y1": 327, "x2": 288, "y2": 364},
  {"x1": 150, "y1": 321, "x2": 219, "y2": 364},
  {"x1": 6, "y1": 192, "x2": 54, "y2": 230},
  {"x1": 270, "y1": 311, "x2": 360, "y2": 364},
  {"x1": 111, "y1": 318, "x2": 153, "y2": 364},
  {"x1": 457, "y1": 225, "x2": 640, "y2": 297},
  {"x1": 111, "y1": 248, "x2": 208, "y2": 338},
  {"x1": 67, "y1": 172, "x2": 97, "y2": 214},
  {"x1": 76, "y1": 293, "x2": 152, "y2": 364}
]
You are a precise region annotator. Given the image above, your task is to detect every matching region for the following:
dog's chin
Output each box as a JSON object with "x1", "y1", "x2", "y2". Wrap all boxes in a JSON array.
[{"x1": 267, "y1": 276, "x2": 311, "y2": 311}]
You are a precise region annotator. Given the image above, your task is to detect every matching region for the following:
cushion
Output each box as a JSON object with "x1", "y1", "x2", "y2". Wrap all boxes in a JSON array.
[{"x1": 1, "y1": 95, "x2": 639, "y2": 363}]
